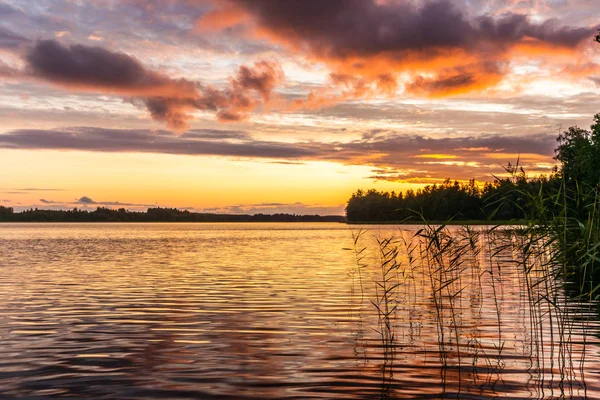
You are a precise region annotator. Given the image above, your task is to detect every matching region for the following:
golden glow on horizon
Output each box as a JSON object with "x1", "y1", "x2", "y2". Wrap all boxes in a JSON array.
[
  {"x1": 0, "y1": 150, "x2": 425, "y2": 212},
  {"x1": 412, "y1": 154, "x2": 459, "y2": 159},
  {"x1": 483, "y1": 153, "x2": 554, "y2": 162}
]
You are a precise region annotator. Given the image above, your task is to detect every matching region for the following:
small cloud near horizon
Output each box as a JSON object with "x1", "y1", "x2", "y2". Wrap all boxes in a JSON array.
[{"x1": 77, "y1": 196, "x2": 96, "y2": 204}]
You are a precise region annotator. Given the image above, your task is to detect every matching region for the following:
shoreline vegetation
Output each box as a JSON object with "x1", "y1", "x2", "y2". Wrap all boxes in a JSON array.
[
  {"x1": 350, "y1": 114, "x2": 600, "y2": 286},
  {"x1": 347, "y1": 115, "x2": 600, "y2": 225},
  {"x1": 351, "y1": 222, "x2": 599, "y2": 398},
  {"x1": 0, "y1": 205, "x2": 522, "y2": 225},
  {"x1": 346, "y1": 114, "x2": 599, "y2": 397},
  {"x1": 0, "y1": 206, "x2": 346, "y2": 223}
]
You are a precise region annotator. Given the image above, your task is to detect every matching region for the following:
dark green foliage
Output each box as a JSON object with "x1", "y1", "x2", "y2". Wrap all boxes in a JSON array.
[
  {"x1": 554, "y1": 114, "x2": 600, "y2": 187},
  {"x1": 347, "y1": 116, "x2": 600, "y2": 223},
  {"x1": 346, "y1": 110, "x2": 600, "y2": 301},
  {"x1": 346, "y1": 176, "x2": 558, "y2": 222},
  {"x1": 0, "y1": 206, "x2": 14, "y2": 220},
  {"x1": 0, "y1": 206, "x2": 346, "y2": 223}
]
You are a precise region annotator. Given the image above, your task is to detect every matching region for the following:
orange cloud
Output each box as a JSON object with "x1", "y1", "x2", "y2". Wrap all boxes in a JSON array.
[
  {"x1": 195, "y1": 6, "x2": 250, "y2": 32},
  {"x1": 412, "y1": 154, "x2": 459, "y2": 159},
  {"x1": 198, "y1": 0, "x2": 596, "y2": 107}
]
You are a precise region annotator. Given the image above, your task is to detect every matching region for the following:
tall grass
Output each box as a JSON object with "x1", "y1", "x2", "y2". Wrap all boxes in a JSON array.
[
  {"x1": 351, "y1": 214, "x2": 597, "y2": 399},
  {"x1": 499, "y1": 175, "x2": 600, "y2": 398}
]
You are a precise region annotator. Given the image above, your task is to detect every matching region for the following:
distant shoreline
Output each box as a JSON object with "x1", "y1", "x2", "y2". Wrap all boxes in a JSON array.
[{"x1": 0, "y1": 206, "x2": 347, "y2": 223}]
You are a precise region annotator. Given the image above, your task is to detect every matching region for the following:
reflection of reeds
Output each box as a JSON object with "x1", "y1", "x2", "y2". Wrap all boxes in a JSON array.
[
  {"x1": 350, "y1": 229, "x2": 367, "y2": 304},
  {"x1": 352, "y1": 221, "x2": 596, "y2": 399},
  {"x1": 372, "y1": 237, "x2": 401, "y2": 398},
  {"x1": 349, "y1": 229, "x2": 368, "y2": 361}
]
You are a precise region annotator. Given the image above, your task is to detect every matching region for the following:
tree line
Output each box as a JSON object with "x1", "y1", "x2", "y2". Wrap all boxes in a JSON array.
[
  {"x1": 0, "y1": 206, "x2": 346, "y2": 223},
  {"x1": 346, "y1": 114, "x2": 600, "y2": 223}
]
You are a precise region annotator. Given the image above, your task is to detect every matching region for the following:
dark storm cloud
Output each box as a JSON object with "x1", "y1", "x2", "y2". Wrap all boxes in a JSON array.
[
  {"x1": 21, "y1": 40, "x2": 283, "y2": 130},
  {"x1": 0, "y1": 126, "x2": 557, "y2": 182},
  {"x1": 202, "y1": 0, "x2": 597, "y2": 98},
  {"x1": 23, "y1": 39, "x2": 202, "y2": 130},
  {"x1": 225, "y1": 0, "x2": 594, "y2": 57},
  {"x1": 25, "y1": 39, "x2": 181, "y2": 90}
]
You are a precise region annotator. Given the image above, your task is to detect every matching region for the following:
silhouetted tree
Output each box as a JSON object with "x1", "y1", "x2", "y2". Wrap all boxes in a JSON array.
[
  {"x1": 0, "y1": 206, "x2": 345, "y2": 223},
  {"x1": 555, "y1": 114, "x2": 600, "y2": 187},
  {"x1": 347, "y1": 114, "x2": 600, "y2": 223}
]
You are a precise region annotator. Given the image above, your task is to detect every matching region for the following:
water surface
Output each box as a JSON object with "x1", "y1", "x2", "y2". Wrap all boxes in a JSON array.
[{"x1": 0, "y1": 223, "x2": 598, "y2": 399}]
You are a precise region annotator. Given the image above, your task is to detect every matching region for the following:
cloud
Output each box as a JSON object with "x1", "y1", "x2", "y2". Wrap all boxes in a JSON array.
[
  {"x1": 25, "y1": 40, "x2": 186, "y2": 93},
  {"x1": 20, "y1": 39, "x2": 284, "y2": 131},
  {"x1": 200, "y1": 0, "x2": 597, "y2": 102},
  {"x1": 184, "y1": 129, "x2": 250, "y2": 140},
  {"x1": 77, "y1": 196, "x2": 95, "y2": 204},
  {"x1": 37, "y1": 196, "x2": 155, "y2": 208},
  {"x1": 3, "y1": 1, "x2": 597, "y2": 132},
  {"x1": 0, "y1": 187, "x2": 65, "y2": 192},
  {"x1": 407, "y1": 62, "x2": 505, "y2": 97},
  {"x1": 215, "y1": 59, "x2": 283, "y2": 121},
  {"x1": 231, "y1": 60, "x2": 282, "y2": 102},
  {"x1": 0, "y1": 60, "x2": 20, "y2": 78},
  {"x1": 201, "y1": 201, "x2": 345, "y2": 216},
  {"x1": 17, "y1": 197, "x2": 157, "y2": 211},
  {"x1": 23, "y1": 188, "x2": 64, "y2": 191},
  {"x1": 0, "y1": 26, "x2": 29, "y2": 49},
  {"x1": 0, "y1": 126, "x2": 558, "y2": 183},
  {"x1": 0, "y1": 127, "x2": 318, "y2": 158}
]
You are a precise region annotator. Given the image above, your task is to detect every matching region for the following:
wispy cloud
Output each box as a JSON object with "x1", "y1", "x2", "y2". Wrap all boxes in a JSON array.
[
  {"x1": 33, "y1": 196, "x2": 157, "y2": 209},
  {"x1": 0, "y1": 187, "x2": 66, "y2": 193},
  {"x1": 201, "y1": 202, "x2": 345, "y2": 216},
  {"x1": 0, "y1": 126, "x2": 557, "y2": 182},
  {"x1": 0, "y1": 26, "x2": 29, "y2": 49}
]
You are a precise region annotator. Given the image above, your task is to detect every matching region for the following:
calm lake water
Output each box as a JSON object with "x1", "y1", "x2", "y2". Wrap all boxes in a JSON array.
[{"x1": 0, "y1": 223, "x2": 599, "y2": 399}]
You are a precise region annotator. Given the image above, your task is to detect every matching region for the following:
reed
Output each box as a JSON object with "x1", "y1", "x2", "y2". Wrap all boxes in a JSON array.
[
  {"x1": 372, "y1": 236, "x2": 401, "y2": 397},
  {"x1": 353, "y1": 214, "x2": 596, "y2": 398}
]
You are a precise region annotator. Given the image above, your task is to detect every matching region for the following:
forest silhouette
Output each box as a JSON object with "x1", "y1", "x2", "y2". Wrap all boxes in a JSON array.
[
  {"x1": 0, "y1": 206, "x2": 345, "y2": 223},
  {"x1": 346, "y1": 114, "x2": 600, "y2": 223}
]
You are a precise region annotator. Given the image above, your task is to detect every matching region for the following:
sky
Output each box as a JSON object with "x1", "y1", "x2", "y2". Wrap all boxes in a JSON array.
[{"x1": 0, "y1": 0, "x2": 599, "y2": 215}]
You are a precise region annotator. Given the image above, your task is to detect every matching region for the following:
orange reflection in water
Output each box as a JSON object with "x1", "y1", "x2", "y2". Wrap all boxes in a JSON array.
[{"x1": 0, "y1": 223, "x2": 598, "y2": 399}]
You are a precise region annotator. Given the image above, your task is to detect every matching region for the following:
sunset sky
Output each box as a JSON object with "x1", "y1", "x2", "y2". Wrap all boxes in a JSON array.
[{"x1": 0, "y1": 0, "x2": 599, "y2": 215}]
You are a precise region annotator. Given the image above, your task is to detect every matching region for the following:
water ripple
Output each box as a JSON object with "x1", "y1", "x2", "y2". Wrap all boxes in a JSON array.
[{"x1": 0, "y1": 223, "x2": 598, "y2": 399}]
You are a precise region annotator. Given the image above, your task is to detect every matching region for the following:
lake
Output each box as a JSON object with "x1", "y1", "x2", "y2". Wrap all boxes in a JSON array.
[{"x1": 0, "y1": 223, "x2": 599, "y2": 399}]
